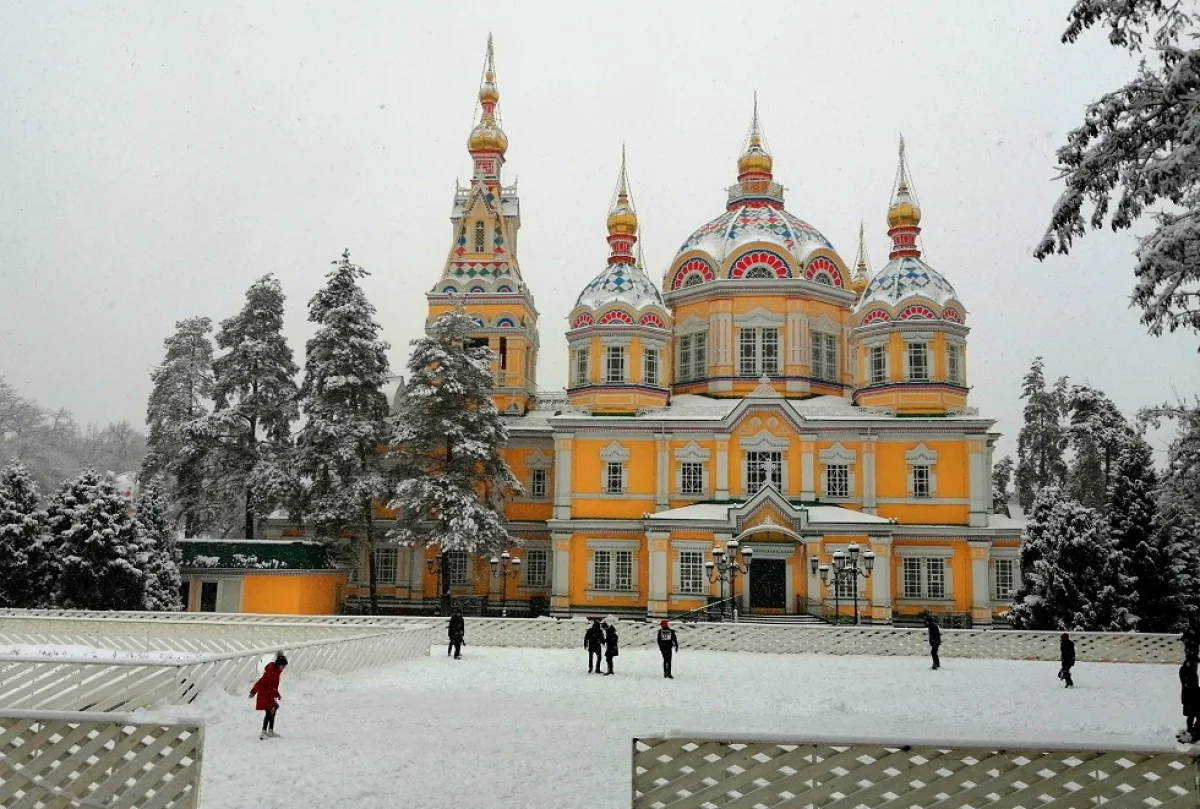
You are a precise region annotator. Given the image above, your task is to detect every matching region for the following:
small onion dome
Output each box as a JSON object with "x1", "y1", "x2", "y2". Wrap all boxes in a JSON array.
[
  {"x1": 738, "y1": 133, "x2": 773, "y2": 176},
  {"x1": 853, "y1": 255, "x2": 959, "y2": 313},
  {"x1": 887, "y1": 181, "x2": 921, "y2": 228},
  {"x1": 479, "y1": 71, "x2": 499, "y2": 104},
  {"x1": 607, "y1": 192, "x2": 637, "y2": 236},
  {"x1": 849, "y1": 272, "x2": 870, "y2": 296},
  {"x1": 468, "y1": 115, "x2": 508, "y2": 154}
]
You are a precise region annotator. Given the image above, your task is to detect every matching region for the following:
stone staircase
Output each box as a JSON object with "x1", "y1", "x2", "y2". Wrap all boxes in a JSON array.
[{"x1": 734, "y1": 612, "x2": 828, "y2": 626}]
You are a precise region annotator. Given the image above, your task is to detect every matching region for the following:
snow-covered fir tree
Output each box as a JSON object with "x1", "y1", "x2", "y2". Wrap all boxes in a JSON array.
[
  {"x1": 44, "y1": 470, "x2": 148, "y2": 610},
  {"x1": 0, "y1": 463, "x2": 51, "y2": 608},
  {"x1": 1036, "y1": 1, "x2": 1200, "y2": 345},
  {"x1": 1064, "y1": 384, "x2": 1136, "y2": 511},
  {"x1": 1009, "y1": 486, "x2": 1134, "y2": 632},
  {"x1": 292, "y1": 250, "x2": 392, "y2": 613},
  {"x1": 1015, "y1": 358, "x2": 1068, "y2": 511},
  {"x1": 390, "y1": 308, "x2": 521, "y2": 595},
  {"x1": 991, "y1": 455, "x2": 1014, "y2": 516},
  {"x1": 135, "y1": 482, "x2": 183, "y2": 611},
  {"x1": 1144, "y1": 400, "x2": 1200, "y2": 624},
  {"x1": 142, "y1": 316, "x2": 218, "y2": 536},
  {"x1": 192, "y1": 275, "x2": 299, "y2": 539}
]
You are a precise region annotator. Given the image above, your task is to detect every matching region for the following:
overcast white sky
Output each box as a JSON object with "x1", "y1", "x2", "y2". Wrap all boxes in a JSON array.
[{"x1": 1, "y1": 1, "x2": 1196, "y2": 461}]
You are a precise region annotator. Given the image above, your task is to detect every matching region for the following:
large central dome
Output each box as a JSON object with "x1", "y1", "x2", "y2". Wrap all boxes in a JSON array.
[{"x1": 676, "y1": 205, "x2": 834, "y2": 267}]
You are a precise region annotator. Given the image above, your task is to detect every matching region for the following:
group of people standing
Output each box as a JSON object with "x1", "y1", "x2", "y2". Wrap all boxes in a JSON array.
[{"x1": 583, "y1": 618, "x2": 619, "y2": 675}]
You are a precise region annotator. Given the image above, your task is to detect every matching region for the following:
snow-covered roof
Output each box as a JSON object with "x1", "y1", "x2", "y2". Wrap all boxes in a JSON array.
[
  {"x1": 574, "y1": 260, "x2": 665, "y2": 311},
  {"x1": 987, "y1": 503, "x2": 1028, "y2": 532},
  {"x1": 646, "y1": 502, "x2": 891, "y2": 525},
  {"x1": 674, "y1": 204, "x2": 834, "y2": 268},
  {"x1": 854, "y1": 255, "x2": 960, "y2": 311}
]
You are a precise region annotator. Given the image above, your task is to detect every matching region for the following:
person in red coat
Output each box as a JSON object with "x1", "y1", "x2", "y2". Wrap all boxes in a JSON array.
[{"x1": 250, "y1": 653, "x2": 288, "y2": 740}]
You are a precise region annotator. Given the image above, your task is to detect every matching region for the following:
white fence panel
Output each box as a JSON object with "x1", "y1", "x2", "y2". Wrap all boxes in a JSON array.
[
  {"x1": 0, "y1": 709, "x2": 203, "y2": 809},
  {"x1": 633, "y1": 733, "x2": 1199, "y2": 809}
]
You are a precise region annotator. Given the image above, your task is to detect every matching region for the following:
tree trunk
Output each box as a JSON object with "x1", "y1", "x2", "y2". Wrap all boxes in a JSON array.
[
  {"x1": 365, "y1": 501, "x2": 379, "y2": 614},
  {"x1": 246, "y1": 414, "x2": 258, "y2": 539}
]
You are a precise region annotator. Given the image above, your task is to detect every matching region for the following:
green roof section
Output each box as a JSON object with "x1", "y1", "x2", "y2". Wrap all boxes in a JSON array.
[{"x1": 180, "y1": 539, "x2": 339, "y2": 571}]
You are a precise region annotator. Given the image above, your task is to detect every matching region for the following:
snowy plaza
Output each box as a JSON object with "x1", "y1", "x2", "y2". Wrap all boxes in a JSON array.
[{"x1": 173, "y1": 643, "x2": 1180, "y2": 809}]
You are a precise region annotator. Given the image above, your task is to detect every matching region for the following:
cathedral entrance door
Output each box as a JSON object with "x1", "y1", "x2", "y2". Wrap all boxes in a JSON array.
[{"x1": 748, "y1": 558, "x2": 786, "y2": 613}]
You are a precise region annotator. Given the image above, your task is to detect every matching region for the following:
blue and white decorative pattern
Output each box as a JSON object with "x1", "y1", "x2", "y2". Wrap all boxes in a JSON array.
[
  {"x1": 675, "y1": 205, "x2": 834, "y2": 268},
  {"x1": 575, "y1": 260, "x2": 666, "y2": 311},
  {"x1": 854, "y1": 256, "x2": 959, "y2": 310}
]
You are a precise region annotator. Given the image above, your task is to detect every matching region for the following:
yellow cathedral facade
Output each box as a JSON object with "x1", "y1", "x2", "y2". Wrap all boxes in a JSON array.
[{"x1": 342, "y1": 38, "x2": 1024, "y2": 626}]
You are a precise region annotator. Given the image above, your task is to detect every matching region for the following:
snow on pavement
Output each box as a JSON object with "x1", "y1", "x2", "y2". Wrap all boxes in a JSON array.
[{"x1": 159, "y1": 645, "x2": 1180, "y2": 809}]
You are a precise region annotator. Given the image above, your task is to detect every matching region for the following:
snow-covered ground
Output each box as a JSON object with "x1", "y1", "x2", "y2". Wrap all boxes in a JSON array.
[{"x1": 152, "y1": 646, "x2": 1180, "y2": 809}]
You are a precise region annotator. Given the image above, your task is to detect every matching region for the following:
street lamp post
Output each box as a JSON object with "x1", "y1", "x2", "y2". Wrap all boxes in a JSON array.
[
  {"x1": 812, "y1": 543, "x2": 875, "y2": 625},
  {"x1": 425, "y1": 555, "x2": 445, "y2": 614},
  {"x1": 490, "y1": 550, "x2": 521, "y2": 618},
  {"x1": 704, "y1": 539, "x2": 753, "y2": 622}
]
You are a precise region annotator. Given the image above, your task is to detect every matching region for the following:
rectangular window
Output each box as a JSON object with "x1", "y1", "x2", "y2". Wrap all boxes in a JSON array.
[
  {"x1": 594, "y1": 550, "x2": 612, "y2": 591},
  {"x1": 902, "y1": 558, "x2": 922, "y2": 599},
  {"x1": 199, "y1": 581, "x2": 218, "y2": 612},
  {"x1": 994, "y1": 558, "x2": 1015, "y2": 600},
  {"x1": 812, "y1": 332, "x2": 838, "y2": 382},
  {"x1": 605, "y1": 461, "x2": 625, "y2": 494},
  {"x1": 448, "y1": 551, "x2": 470, "y2": 587},
  {"x1": 902, "y1": 556, "x2": 949, "y2": 600},
  {"x1": 531, "y1": 469, "x2": 547, "y2": 498},
  {"x1": 524, "y1": 549, "x2": 549, "y2": 587},
  {"x1": 574, "y1": 348, "x2": 589, "y2": 386},
  {"x1": 745, "y1": 451, "x2": 783, "y2": 492},
  {"x1": 474, "y1": 221, "x2": 485, "y2": 253},
  {"x1": 679, "y1": 336, "x2": 693, "y2": 381},
  {"x1": 592, "y1": 549, "x2": 633, "y2": 591},
  {"x1": 680, "y1": 462, "x2": 704, "y2": 496},
  {"x1": 614, "y1": 550, "x2": 634, "y2": 590},
  {"x1": 926, "y1": 558, "x2": 946, "y2": 599},
  {"x1": 605, "y1": 346, "x2": 626, "y2": 383},
  {"x1": 374, "y1": 547, "x2": 398, "y2": 585},
  {"x1": 907, "y1": 342, "x2": 930, "y2": 381},
  {"x1": 694, "y1": 333, "x2": 706, "y2": 379},
  {"x1": 869, "y1": 345, "x2": 887, "y2": 385},
  {"x1": 644, "y1": 348, "x2": 659, "y2": 386},
  {"x1": 738, "y1": 328, "x2": 779, "y2": 376},
  {"x1": 835, "y1": 569, "x2": 859, "y2": 600},
  {"x1": 679, "y1": 550, "x2": 704, "y2": 594},
  {"x1": 825, "y1": 464, "x2": 849, "y2": 498},
  {"x1": 912, "y1": 465, "x2": 932, "y2": 498},
  {"x1": 947, "y1": 344, "x2": 961, "y2": 385}
]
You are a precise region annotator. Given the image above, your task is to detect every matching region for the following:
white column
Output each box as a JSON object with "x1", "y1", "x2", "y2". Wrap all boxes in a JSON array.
[
  {"x1": 863, "y1": 434, "x2": 878, "y2": 514},
  {"x1": 554, "y1": 435, "x2": 573, "y2": 520},
  {"x1": 551, "y1": 531, "x2": 572, "y2": 616},
  {"x1": 969, "y1": 540, "x2": 992, "y2": 626},
  {"x1": 655, "y1": 434, "x2": 669, "y2": 509},
  {"x1": 800, "y1": 433, "x2": 816, "y2": 500},
  {"x1": 784, "y1": 550, "x2": 796, "y2": 614},
  {"x1": 869, "y1": 535, "x2": 893, "y2": 625},
  {"x1": 647, "y1": 530, "x2": 669, "y2": 618},
  {"x1": 968, "y1": 439, "x2": 988, "y2": 527},
  {"x1": 715, "y1": 439, "x2": 730, "y2": 501},
  {"x1": 409, "y1": 545, "x2": 424, "y2": 593}
]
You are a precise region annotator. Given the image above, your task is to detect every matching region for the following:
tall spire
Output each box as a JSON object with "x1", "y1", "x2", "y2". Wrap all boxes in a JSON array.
[
  {"x1": 886, "y1": 135, "x2": 922, "y2": 260},
  {"x1": 737, "y1": 92, "x2": 773, "y2": 181},
  {"x1": 606, "y1": 144, "x2": 638, "y2": 264},
  {"x1": 468, "y1": 34, "x2": 508, "y2": 181},
  {"x1": 851, "y1": 219, "x2": 872, "y2": 294}
]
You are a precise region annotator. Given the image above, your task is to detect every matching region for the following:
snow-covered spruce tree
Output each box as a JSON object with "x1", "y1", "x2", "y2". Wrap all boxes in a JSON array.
[
  {"x1": 192, "y1": 276, "x2": 299, "y2": 539},
  {"x1": 1037, "y1": 1, "x2": 1200, "y2": 347},
  {"x1": 1015, "y1": 358, "x2": 1068, "y2": 512},
  {"x1": 0, "y1": 463, "x2": 51, "y2": 608},
  {"x1": 992, "y1": 455, "x2": 1014, "y2": 516},
  {"x1": 1065, "y1": 384, "x2": 1136, "y2": 511},
  {"x1": 135, "y1": 482, "x2": 183, "y2": 611},
  {"x1": 1143, "y1": 401, "x2": 1200, "y2": 624},
  {"x1": 389, "y1": 308, "x2": 520, "y2": 597},
  {"x1": 292, "y1": 250, "x2": 392, "y2": 613},
  {"x1": 142, "y1": 316, "x2": 219, "y2": 536},
  {"x1": 1009, "y1": 486, "x2": 1134, "y2": 632},
  {"x1": 44, "y1": 470, "x2": 147, "y2": 610}
]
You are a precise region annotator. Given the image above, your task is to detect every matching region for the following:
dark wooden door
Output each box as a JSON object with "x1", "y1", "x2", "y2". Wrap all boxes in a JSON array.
[{"x1": 749, "y1": 558, "x2": 786, "y2": 611}]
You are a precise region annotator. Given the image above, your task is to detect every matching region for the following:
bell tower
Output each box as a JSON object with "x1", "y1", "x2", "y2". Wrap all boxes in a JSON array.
[{"x1": 426, "y1": 35, "x2": 539, "y2": 415}]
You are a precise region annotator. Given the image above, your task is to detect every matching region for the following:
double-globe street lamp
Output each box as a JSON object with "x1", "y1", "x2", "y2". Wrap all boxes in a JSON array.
[
  {"x1": 490, "y1": 550, "x2": 521, "y2": 618},
  {"x1": 705, "y1": 539, "x2": 753, "y2": 622},
  {"x1": 811, "y1": 543, "x2": 875, "y2": 625}
]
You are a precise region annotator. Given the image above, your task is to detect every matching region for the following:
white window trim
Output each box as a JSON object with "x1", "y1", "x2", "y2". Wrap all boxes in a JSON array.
[
  {"x1": 600, "y1": 441, "x2": 631, "y2": 462},
  {"x1": 905, "y1": 442, "x2": 939, "y2": 499},
  {"x1": 586, "y1": 540, "x2": 640, "y2": 595},
  {"x1": 732, "y1": 307, "x2": 785, "y2": 328},
  {"x1": 868, "y1": 344, "x2": 889, "y2": 385},
  {"x1": 818, "y1": 442, "x2": 857, "y2": 464},
  {"x1": 643, "y1": 347, "x2": 659, "y2": 386},
  {"x1": 677, "y1": 460, "x2": 708, "y2": 497},
  {"x1": 823, "y1": 463, "x2": 853, "y2": 499},
  {"x1": 741, "y1": 430, "x2": 789, "y2": 451},
  {"x1": 603, "y1": 461, "x2": 627, "y2": 494},
  {"x1": 897, "y1": 552, "x2": 955, "y2": 602},
  {"x1": 605, "y1": 345, "x2": 627, "y2": 383},
  {"x1": 521, "y1": 543, "x2": 552, "y2": 589},
  {"x1": 904, "y1": 340, "x2": 931, "y2": 382},
  {"x1": 811, "y1": 330, "x2": 839, "y2": 382},
  {"x1": 526, "y1": 450, "x2": 553, "y2": 470},
  {"x1": 530, "y1": 468, "x2": 548, "y2": 498},
  {"x1": 674, "y1": 545, "x2": 708, "y2": 595},
  {"x1": 742, "y1": 450, "x2": 785, "y2": 493},
  {"x1": 673, "y1": 441, "x2": 711, "y2": 462}
]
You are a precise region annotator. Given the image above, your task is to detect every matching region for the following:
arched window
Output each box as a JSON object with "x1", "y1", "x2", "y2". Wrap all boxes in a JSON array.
[
  {"x1": 812, "y1": 272, "x2": 833, "y2": 286},
  {"x1": 474, "y1": 222, "x2": 486, "y2": 253},
  {"x1": 745, "y1": 266, "x2": 775, "y2": 279},
  {"x1": 684, "y1": 273, "x2": 704, "y2": 287}
]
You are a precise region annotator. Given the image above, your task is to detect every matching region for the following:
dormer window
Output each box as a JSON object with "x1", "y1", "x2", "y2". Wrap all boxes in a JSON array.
[{"x1": 474, "y1": 221, "x2": 486, "y2": 253}]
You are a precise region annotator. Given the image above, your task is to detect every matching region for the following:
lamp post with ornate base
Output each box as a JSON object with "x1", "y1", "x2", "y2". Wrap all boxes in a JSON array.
[
  {"x1": 812, "y1": 543, "x2": 875, "y2": 625},
  {"x1": 705, "y1": 539, "x2": 753, "y2": 622},
  {"x1": 426, "y1": 555, "x2": 445, "y2": 615},
  {"x1": 490, "y1": 551, "x2": 521, "y2": 618}
]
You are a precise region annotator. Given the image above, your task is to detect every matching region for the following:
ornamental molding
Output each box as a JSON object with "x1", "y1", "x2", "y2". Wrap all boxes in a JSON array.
[
  {"x1": 733, "y1": 307, "x2": 785, "y2": 328},
  {"x1": 673, "y1": 441, "x2": 712, "y2": 462},
  {"x1": 524, "y1": 450, "x2": 553, "y2": 470},
  {"x1": 674, "y1": 315, "x2": 709, "y2": 336},
  {"x1": 905, "y1": 442, "x2": 939, "y2": 463},
  {"x1": 818, "y1": 442, "x2": 858, "y2": 465},
  {"x1": 739, "y1": 429, "x2": 790, "y2": 451},
  {"x1": 599, "y1": 441, "x2": 631, "y2": 462}
]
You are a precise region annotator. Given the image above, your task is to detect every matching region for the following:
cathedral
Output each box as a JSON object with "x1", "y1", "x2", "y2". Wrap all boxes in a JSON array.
[{"x1": 348, "y1": 38, "x2": 1024, "y2": 626}]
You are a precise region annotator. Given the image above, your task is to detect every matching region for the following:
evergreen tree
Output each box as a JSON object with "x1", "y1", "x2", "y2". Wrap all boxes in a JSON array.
[
  {"x1": 44, "y1": 470, "x2": 147, "y2": 610},
  {"x1": 390, "y1": 308, "x2": 521, "y2": 596},
  {"x1": 992, "y1": 455, "x2": 1014, "y2": 515},
  {"x1": 1143, "y1": 401, "x2": 1200, "y2": 624},
  {"x1": 1015, "y1": 358, "x2": 1068, "y2": 511},
  {"x1": 142, "y1": 317, "x2": 218, "y2": 536},
  {"x1": 1009, "y1": 486, "x2": 1134, "y2": 631},
  {"x1": 293, "y1": 250, "x2": 392, "y2": 613},
  {"x1": 193, "y1": 276, "x2": 299, "y2": 539},
  {"x1": 1064, "y1": 384, "x2": 1135, "y2": 511},
  {"x1": 135, "y1": 482, "x2": 183, "y2": 611},
  {"x1": 0, "y1": 463, "x2": 51, "y2": 608}
]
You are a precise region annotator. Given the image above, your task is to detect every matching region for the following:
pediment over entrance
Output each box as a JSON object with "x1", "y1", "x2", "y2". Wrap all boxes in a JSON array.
[{"x1": 730, "y1": 486, "x2": 807, "y2": 535}]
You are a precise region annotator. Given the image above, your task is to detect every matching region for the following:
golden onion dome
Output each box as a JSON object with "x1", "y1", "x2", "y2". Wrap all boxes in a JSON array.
[
  {"x1": 738, "y1": 134, "x2": 773, "y2": 176},
  {"x1": 468, "y1": 116, "x2": 508, "y2": 155},
  {"x1": 479, "y1": 72, "x2": 499, "y2": 104},
  {"x1": 887, "y1": 182, "x2": 921, "y2": 228},
  {"x1": 607, "y1": 192, "x2": 638, "y2": 236}
]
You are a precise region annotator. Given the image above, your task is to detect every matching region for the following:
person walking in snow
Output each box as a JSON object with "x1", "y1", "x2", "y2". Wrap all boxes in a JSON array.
[
  {"x1": 584, "y1": 618, "x2": 605, "y2": 674},
  {"x1": 250, "y1": 653, "x2": 288, "y2": 740},
  {"x1": 1181, "y1": 651, "x2": 1199, "y2": 743},
  {"x1": 448, "y1": 608, "x2": 465, "y2": 659},
  {"x1": 657, "y1": 620, "x2": 679, "y2": 679},
  {"x1": 602, "y1": 621, "x2": 619, "y2": 675},
  {"x1": 926, "y1": 614, "x2": 941, "y2": 670},
  {"x1": 1059, "y1": 632, "x2": 1076, "y2": 688},
  {"x1": 1182, "y1": 621, "x2": 1200, "y2": 661}
]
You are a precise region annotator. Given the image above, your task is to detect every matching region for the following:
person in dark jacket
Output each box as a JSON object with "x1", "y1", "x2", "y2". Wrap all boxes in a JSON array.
[
  {"x1": 657, "y1": 620, "x2": 679, "y2": 679},
  {"x1": 1182, "y1": 621, "x2": 1200, "y2": 662},
  {"x1": 584, "y1": 619, "x2": 605, "y2": 673},
  {"x1": 1059, "y1": 632, "x2": 1076, "y2": 688},
  {"x1": 1181, "y1": 652, "x2": 1199, "y2": 742},
  {"x1": 250, "y1": 653, "x2": 288, "y2": 740},
  {"x1": 448, "y1": 609, "x2": 465, "y2": 660},
  {"x1": 603, "y1": 621, "x2": 619, "y2": 675},
  {"x1": 926, "y1": 614, "x2": 941, "y2": 670}
]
